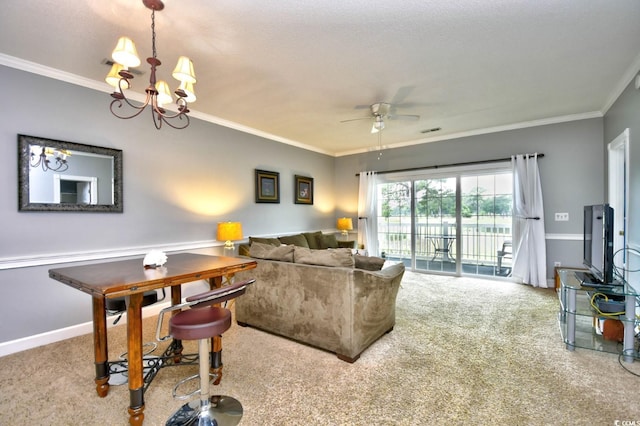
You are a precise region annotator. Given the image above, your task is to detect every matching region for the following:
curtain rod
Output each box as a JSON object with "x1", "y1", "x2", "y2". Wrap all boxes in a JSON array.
[{"x1": 355, "y1": 153, "x2": 544, "y2": 176}]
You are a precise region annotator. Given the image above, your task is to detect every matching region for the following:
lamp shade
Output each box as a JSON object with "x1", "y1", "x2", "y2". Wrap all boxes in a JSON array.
[
  {"x1": 111, "y1": 36, "x2": 141, "y2": 68},
  {"x1": 336, "y1": 217, "x2": 353, "y2": 231},
  {"x1": 172, "y1": 56, "x2": 197, "y2": 84},
  {"x1": 217, "y1": 222, "x2": 243, "y2": 242},
  {"x1": 178, "y1": 80, "x2": 197, "y2": 103},
  {"x1": 105, "y1": 63, "x2": 127, "y2": 89},
  {"x1": 155, "y1": 80, "x2": 173, "y2": 107}
]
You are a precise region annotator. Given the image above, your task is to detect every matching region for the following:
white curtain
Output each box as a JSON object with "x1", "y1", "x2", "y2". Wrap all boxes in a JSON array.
[
  {"x1": 358, "y1": 171, "x2": 378, "y2": 256},
  {"x1": 511, "y1": 154, "x2": 548, "y2": 287}
]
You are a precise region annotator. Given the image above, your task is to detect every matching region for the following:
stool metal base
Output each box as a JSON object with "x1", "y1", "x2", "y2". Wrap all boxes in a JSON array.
[{"x1": 166, "y1": 395, "x2": 242, "y2": 426}]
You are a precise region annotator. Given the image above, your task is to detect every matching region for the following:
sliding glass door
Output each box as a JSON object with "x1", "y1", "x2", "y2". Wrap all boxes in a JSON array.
[
  {"x1": 414, "y1": 177, "x2": 457, "y2": 273},
  {"x1": 376, "y1": 165, "x2": 512, "y2": 277},
  {"x1": 459, "y1": 173, "x2": 513, "y2": 276}
]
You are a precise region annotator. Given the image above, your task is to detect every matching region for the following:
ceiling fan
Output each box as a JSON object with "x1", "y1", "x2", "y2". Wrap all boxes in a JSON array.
[{"x1": 341, "y1": 102, "x2": 420, "y2": 133}]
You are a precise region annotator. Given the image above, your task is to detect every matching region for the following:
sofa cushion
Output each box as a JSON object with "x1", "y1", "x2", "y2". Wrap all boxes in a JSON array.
[
  {"x1": 238, "y1": 244, "x2": 251, "y2": 257},
  {"x1": 317, "y1": 233, "x2": 339, "y2": 249},
  {"x1": 302, "y1": 231, "x2": 323, "y2": 249},
  {"x1": 249, "y1": 236, "x2": 281, "y2": 247},
  {"x1": 249, "y1": 242, "x2": 295, "y2": 262},
  {"x1": 354, "y1": 255, "x2": 386, "y2": 271},
  {"x1": 293, "y1": 247, "x2": 354, "y2": 267},
  {"x1": 278, "y1": 234, "x2": 310, "y2": 248}
]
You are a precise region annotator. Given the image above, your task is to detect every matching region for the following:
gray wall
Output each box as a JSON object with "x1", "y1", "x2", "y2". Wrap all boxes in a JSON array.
[
  {"x1": 335, "y1": 118, "x2": 607, "y2": 278},
  {"x1": 0, "y1": 65, "x2": 335, "y2": 343},
  {"x1": 0, "y1": 62, "x2": 614, "y2": 346},
  {"x1": 604, "y1": 77, "x2": 640, "y2": 288}
]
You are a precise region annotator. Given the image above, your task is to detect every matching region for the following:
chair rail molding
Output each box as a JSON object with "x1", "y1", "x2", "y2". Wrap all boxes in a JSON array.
[{"x1": 0, "y1": 239, "x2": 225, "y2": 270}]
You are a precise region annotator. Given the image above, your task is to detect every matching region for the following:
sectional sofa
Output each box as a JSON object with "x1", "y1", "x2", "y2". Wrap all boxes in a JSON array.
[{"x1": 233, "y1": 232, "x2": 405, "y2": 362}]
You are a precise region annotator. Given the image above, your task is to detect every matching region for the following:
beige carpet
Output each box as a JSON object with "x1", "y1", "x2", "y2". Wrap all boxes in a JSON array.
[{"x1": 1, "y1": 271, "x2": 639, "y2": 425}]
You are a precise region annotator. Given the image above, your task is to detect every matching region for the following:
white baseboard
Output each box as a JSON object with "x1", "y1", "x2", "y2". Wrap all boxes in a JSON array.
[{"x1": 0, "y1": 300, "x2": 171, "y2": 358}]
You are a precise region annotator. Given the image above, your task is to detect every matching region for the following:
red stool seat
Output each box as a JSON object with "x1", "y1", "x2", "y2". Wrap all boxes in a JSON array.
[{"x1": 169, "y1": 307, "x2": 231, "y2": 341}]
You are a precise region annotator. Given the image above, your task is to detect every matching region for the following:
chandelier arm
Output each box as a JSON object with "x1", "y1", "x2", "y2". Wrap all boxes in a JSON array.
[
  {"x1": 30, "y1": 150, "x2": 44, "y2": 168},
  {"x1": 50, "y1": 160, "x2": 69, "y2": 172},
  {"x1": 159, "y1": 114, "x2": 190, "y2": 130},
  {"x1": 151, "y1": 101, "x2": 189, "y2": 120},
  {"x1": 151, "y1": 107, "x2": 163, "y2": 130},
  {"x1": 110, "y1": 89, "x2": 153, "y2": 120}
]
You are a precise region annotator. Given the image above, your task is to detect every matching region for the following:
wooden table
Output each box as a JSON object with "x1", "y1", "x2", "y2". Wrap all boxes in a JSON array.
[{"x1": 49, "y1": 253, "x2": 257, "y2": 426}]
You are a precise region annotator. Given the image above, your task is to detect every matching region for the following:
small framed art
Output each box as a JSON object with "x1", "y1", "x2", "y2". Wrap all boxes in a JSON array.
[
  {"x1": 255, "y1": 169, "x2": 280, "y2": 203},
  {"x1": 294, "y1": 175, "x2": 314, "y2": 205}
]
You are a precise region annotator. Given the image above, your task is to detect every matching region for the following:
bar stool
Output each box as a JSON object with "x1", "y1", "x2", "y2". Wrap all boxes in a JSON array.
[{"x1": 156, "y1": 279, "x2": 255, "y2": 426}]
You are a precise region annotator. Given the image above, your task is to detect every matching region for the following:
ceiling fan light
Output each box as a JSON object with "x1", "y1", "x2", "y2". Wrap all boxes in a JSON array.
[
  {"x1": 371, "y1": 116, "x2": 385, "y2": 133},
  {"x1": 111, "y1": 36, "x2": 141, "y2": 68},
  {"x1": 172, "y1": 56, "x2": 196, "y2": 83},
  {"x1": 155, "y1": 80, "x2": 173, "y2": 107},
  {"x1": 178, "y1": 80, "x2": 197, "y2": 103}
]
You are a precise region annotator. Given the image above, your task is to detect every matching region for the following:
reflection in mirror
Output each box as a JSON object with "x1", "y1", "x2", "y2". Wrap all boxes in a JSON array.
[{"x1": 18, "y1": 134, "x2": 123, "y2": 212}]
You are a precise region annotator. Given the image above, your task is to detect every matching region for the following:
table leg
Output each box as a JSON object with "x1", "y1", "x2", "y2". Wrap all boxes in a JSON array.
[
  {"x1": 126, "y1": 293, "x2": 145, "y2": 426},
  {"x1": 169, "y1": 285, "x2": 184, "y2": 362},
  {"x1": 91, "y1": 296, "x2": 109, "y2": 397},
  {"x1": 209, "y1": 277, "x2": 223, "y2": 384}
]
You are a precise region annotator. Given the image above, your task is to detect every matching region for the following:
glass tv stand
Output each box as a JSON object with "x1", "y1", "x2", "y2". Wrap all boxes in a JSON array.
[{"x1": 557, "y1": 268, "x2": 638, "y2": 363}]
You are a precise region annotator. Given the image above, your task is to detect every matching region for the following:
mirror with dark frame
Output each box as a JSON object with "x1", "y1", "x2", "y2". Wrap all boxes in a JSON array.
[{"x1": 18, "y1": 134, "x2": 123, "y2": 212}]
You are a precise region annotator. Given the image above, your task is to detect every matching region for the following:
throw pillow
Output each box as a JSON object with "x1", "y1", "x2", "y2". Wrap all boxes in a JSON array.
[
  {"x1": 278, "y1": 234, "x2": 310, "y2": 248},
  {"x1": 249, "y1": 236, "x2": 281, "y2": 247},
  {"x1": 354, "y1": 255, "x2": 385, "y2": 271},
  {"x1": 293, "y1": 247, "x2": 354, "y2": 268},
  {"x1": 302, "y1": 231, "x2": 323, "y2": 249},
  {"x1": 317, "y1": 233, "x2": 339, "y2": 249},
  {"x1": 249, "y1": 242, "x2": 295, "y2": 262}
]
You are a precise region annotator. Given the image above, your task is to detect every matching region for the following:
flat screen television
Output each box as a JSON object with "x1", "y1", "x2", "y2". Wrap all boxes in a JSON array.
[{"x1": 583, "y1": 204, "x2": 615, "y2": 284}]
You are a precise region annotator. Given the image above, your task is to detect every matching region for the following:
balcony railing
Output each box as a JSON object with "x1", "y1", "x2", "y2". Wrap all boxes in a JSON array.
[{"x1": 377, "y1": 220, "x2": 511, "y2": 266}]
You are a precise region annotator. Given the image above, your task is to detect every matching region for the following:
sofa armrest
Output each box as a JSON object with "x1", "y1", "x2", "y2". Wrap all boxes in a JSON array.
[{"x1": 371, "y1": 262, "x2": 405, "y2": 278}]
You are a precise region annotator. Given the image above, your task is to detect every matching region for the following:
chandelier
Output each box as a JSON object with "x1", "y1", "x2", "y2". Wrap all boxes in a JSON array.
[
  {"x1": 105, "y1": 0, "x2": 197, "y2": 130},
  {"x1": 30, "y1": 146, "x2": 71, "y2": 172}
]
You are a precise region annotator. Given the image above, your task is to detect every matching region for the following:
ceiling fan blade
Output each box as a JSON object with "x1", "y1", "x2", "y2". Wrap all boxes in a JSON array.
[
  {"x1": 340, "y1": 117, "x2": 372, "y2": 123},
  {"x1": 390, "y1": 86, "x2": 416, "y2": 105},
  {"x1": 388, "y1": 114, "x2": 420, "y2": 121}
]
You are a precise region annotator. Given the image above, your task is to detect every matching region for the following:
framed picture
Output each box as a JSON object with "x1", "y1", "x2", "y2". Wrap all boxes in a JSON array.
[
  {"x1": 255, "y1": 169, "x2": 280, "y2": 203},
  {"x1": 294, "y1": 175, "x2": 314, "y2": 205}
]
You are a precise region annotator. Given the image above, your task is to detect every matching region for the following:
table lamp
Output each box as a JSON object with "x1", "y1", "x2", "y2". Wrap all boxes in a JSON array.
[
  {"x1": 217, "y1": 221, "x2": 243, "y2": 255},
  {"x1": 336, "y1": 217, "x2": 353, "y2": 238}
]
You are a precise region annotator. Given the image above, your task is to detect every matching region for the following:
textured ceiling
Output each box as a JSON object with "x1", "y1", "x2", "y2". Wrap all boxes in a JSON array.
[{"x1": 1, "y1": 0, "x2": 640, "y2": 156}]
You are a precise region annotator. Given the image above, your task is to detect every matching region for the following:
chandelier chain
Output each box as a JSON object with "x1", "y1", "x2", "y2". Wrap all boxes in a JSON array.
[{"x1": 151, "y1": 10, "x2": 157, "y2": 61}]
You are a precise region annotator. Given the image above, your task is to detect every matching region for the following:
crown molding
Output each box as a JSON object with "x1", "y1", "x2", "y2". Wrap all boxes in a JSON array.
[
  {"x1": 0, "y1": 54, "x2": 333, "y2": 156},
  {"x1": 334, "y1": 111, "x2": 603, "y2": 157}
]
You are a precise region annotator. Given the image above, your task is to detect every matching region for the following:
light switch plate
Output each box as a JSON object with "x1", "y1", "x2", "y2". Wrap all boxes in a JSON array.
[{"x1": 554, "y1": 212, "x2": 569, "y2": 221}]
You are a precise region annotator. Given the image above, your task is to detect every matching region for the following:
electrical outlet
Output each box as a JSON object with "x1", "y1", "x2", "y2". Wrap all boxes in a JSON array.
[
  {"x1": 554, "y1": 212, "x2": 569, "y2": 221},
  {"x1": 554, "y1": 261, "x2": 561, "y2": 267}
]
